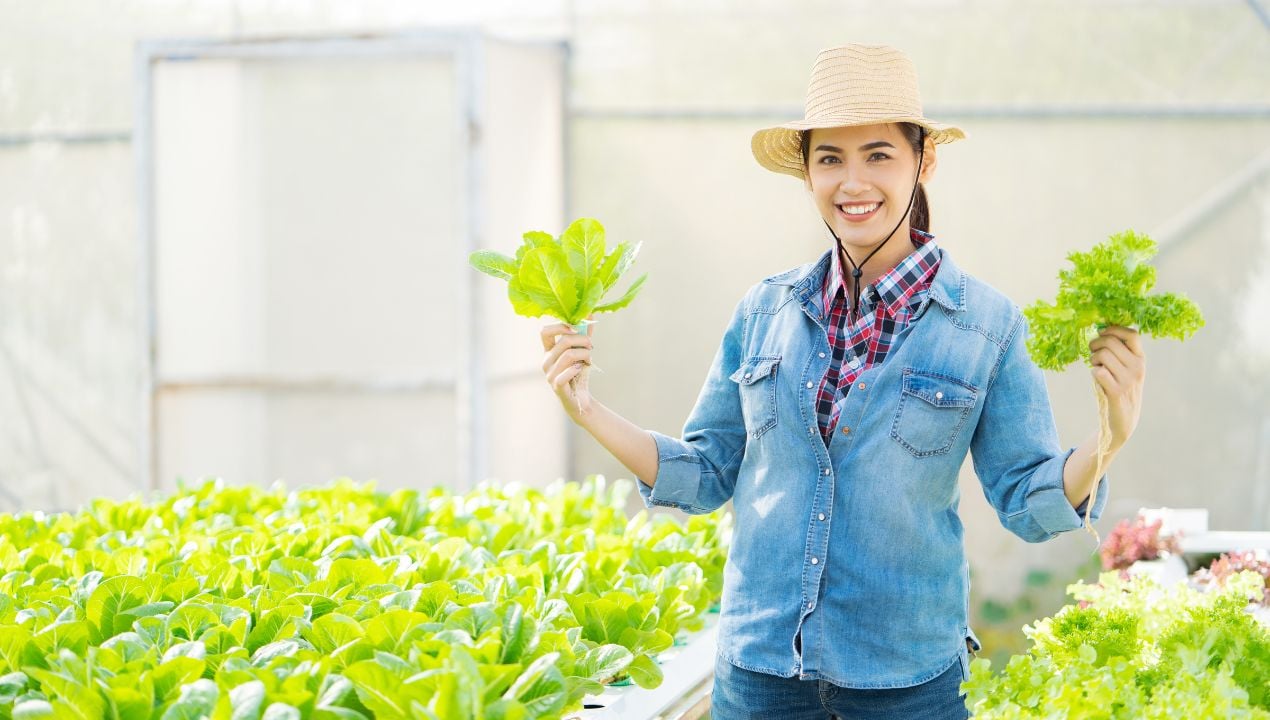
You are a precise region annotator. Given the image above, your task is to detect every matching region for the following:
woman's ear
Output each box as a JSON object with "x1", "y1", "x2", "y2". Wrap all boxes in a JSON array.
[{"x1": 918, "y1": 137, "x2": 937, "y2": 184}]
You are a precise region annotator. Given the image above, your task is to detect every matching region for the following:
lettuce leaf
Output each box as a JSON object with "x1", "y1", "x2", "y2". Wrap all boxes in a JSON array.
[
  {"x1": 469, "y1": 218, "x2": 646, "y2": 325},
  {"x1": 1023, "y1": 229, "x2": 1204, "y2": 371},
  {"x1": 964, "y1": 571, "x2": 1270, "y2": 718},
  {"x1": 0, "y1": 477, "x2": 730, "y2": 719}
]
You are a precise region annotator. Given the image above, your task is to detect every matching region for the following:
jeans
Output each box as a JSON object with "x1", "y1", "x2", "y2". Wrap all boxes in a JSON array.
[{"x1": 710, "y1": 653, "x2": 971, "y2": 720}]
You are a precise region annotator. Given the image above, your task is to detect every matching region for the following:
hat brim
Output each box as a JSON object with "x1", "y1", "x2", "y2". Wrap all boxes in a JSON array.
[{"x1": 752, "y1": 117, "x2": 967, "y2": 180}]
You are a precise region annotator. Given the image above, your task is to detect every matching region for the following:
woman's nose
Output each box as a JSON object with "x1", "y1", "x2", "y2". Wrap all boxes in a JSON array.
[{"x1": 838, "y1": 166, "x2": 871, "y2": 194}]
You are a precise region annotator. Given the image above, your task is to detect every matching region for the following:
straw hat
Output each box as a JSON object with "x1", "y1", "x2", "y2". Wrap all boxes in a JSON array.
[{"x1": 752, "y1": 44, "x2": 967, "y2": 180}]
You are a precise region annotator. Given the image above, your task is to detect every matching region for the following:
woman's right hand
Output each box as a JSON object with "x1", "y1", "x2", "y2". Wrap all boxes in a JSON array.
[{"x1": 540, "y1": 321, "x2": 594, "y2": 418}]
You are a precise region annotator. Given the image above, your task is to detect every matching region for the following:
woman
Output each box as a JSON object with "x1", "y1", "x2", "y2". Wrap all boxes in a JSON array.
[{"x1": 538, "y1": 44, "x2": 1145, "y2": 719}]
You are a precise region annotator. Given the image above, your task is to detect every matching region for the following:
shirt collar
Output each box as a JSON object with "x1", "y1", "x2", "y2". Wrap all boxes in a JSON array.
[
  {"x1": 765, "y1": 232, "x2": 966, "y2": 315},
  {"x1": 821, "y1": 229, "x2": 941, "y2": 315},
  {"x1": 873, "y1": 230, "x2": 941, "y2": 316}
]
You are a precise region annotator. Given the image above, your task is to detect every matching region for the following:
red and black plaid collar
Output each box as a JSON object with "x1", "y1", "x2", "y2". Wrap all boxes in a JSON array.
[{"x1": 822, "y1": 229, "x2": 940, "y2": 316}]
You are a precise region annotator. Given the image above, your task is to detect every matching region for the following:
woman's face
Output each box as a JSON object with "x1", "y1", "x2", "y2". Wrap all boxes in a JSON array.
[{"x1": 804, "y1": 123, "x2": 936, "y2": 254}]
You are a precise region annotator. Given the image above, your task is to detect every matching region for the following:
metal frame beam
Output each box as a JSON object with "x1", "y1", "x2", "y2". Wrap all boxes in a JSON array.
[
  {"x1": 1154, "y1": 147, "x2": 1270, "y2": 255},
  {"x1": 569, "y1": 105, "x2": 1270, "y2": 121}
]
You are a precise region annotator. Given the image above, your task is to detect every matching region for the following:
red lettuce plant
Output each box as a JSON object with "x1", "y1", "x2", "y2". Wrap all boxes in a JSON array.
[
  {"x1": 1099, "y1": 515, "x2": 1181, "y2": 572},
  {"x1": 1194, "y1": 550, "x2": 1270, "y2": 606}
]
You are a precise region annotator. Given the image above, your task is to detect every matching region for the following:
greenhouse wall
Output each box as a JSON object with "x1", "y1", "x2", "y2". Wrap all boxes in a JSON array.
[{"x1": 2, "y1": 0, "x2": 1268, "y2": 607}]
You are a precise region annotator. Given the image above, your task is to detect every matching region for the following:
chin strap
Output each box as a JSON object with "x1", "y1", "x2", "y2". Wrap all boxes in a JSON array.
[{"x1": 822, "y1": 129, "x2": 926, "y2": 316}]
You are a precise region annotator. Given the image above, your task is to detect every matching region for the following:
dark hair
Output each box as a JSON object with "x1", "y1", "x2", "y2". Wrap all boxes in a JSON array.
[{"x1": 799, "y1": 123, "x2": 930, "y2": 233}]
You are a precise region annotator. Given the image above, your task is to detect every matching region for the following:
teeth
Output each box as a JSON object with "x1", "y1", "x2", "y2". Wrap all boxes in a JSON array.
[{"x1": 841, "y1": 203, "x2": 879, "y2": 216}]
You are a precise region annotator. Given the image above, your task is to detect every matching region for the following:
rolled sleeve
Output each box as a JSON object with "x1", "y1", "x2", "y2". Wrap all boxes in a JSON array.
[
  {"x1": 970, "y1": 314, "x2": 1111, "y2": 543},
  {"x1": 635, "y1": 296, "x2": 749, "y2": 515},
  {"x1": 1003, "y1": 447, "x2": 1110, "y2": 540}
]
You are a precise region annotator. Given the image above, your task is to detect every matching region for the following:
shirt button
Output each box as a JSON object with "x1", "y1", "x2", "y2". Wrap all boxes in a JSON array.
[
  {"x1": 823, "y1": 468, "x2": 830, "y2": 475},
  {"x1": 935, "y1": 391, "x2": 944, "y2": 400},
  {"x1": 806, "y1": 381, "x2": 814, "y2": 389},
  {"x1": 807, "y1": 601, "x2": 815, "y2": 610},
  {"x1": 818, "y1": 513, "x2": 826, "y2": 521},
  {"x1": 841, "y1": 426, "x2": 850, "y2": 435},
  {"x1": 744, "y1": 372, "x2": 752, "y2": 379},
  {"x1": 857, "y1": 382, "x2": 867, "y2": 390},
  {"x1": 811, "y1": 557, "x2": 819, "y2": 565},
  {"x1": 818, "y1": 352, "x2": 826, "y2": 358},
  {"x1": 809, "y1": 426, "x2": 816, "y2": 435}
]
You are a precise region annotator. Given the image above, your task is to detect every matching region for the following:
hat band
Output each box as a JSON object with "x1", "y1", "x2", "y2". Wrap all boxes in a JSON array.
[{"x1": 788, "y1": 113, "x2": 934, "y2": 130}]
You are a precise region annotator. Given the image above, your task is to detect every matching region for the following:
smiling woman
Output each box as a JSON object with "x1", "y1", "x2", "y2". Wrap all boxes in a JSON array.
[
  {"x1": 800, "y1": 123, "x2": 932, "y2": 232},
  {"x1": 798, "y1": 121, "x2": 936, "y2": 312},
  {"x1": 539, "y1": 43, "x2": 1146, "y2": 720}
]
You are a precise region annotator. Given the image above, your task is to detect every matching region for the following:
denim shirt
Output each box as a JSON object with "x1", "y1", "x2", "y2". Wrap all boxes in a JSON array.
[{"x1": 635, "y1": 245, "x2": 1108, "y2": 689}]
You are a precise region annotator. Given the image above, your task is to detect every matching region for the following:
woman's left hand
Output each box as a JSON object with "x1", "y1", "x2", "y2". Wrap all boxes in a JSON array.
[{"x1": 1088, "y1": 325, "x2": 1146, "y2": 451}]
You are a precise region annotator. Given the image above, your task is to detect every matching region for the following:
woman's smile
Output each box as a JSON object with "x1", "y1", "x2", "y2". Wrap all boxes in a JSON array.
[{"x1": 837, "y1": 201, "x2": 883, "y2": 223}]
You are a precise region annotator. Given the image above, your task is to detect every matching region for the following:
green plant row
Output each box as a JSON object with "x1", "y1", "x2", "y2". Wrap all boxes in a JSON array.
[
  {"x1": 963, "y1": 570, "x2": 1270, "y2": 719},
  {"x1": 0, "y1": 476, "x2": 731, "y2": 720}
]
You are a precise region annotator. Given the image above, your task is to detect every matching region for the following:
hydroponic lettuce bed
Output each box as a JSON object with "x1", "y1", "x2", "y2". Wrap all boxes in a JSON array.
[
  {"x1": 0, "y1": 477, "x2": 730, "y2": 720},
  {"x1": 964, "y1": 570, "x2": 1270, "y2": 718}
]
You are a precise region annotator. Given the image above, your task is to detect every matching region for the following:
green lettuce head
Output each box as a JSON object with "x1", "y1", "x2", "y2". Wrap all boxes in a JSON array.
[
  {"x1": 1024, "y1": 229, "x2": 1204, "y2": 371},
  {"x1": 469, "y1": 218, "x2": 647, "y2": 326}
]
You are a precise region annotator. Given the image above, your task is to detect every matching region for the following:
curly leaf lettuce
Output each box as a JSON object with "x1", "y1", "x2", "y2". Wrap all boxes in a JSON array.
[
  {"x1": 1023, "y1": 230, "x2": 1205, "y2": 540},
  {"x1": 1023, "y1": 229, "x2": 1204, "y2": 371},
  {"x1": 964, "y1": 571, "x2": 1270, "y2": 719}
]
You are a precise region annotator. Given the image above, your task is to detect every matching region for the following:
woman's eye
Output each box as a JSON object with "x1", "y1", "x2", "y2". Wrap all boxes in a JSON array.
[
  {"x1": 868, "y1": 152, "x2": 890, "y2": 162},
  {"x1": 818, "y1": 156, "x2": 840, "y2": 164}
]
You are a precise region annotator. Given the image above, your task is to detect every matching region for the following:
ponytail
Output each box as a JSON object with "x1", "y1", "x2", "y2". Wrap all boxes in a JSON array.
[{"x1": 911, "y1": 181, "x2": 929, "y2": 233}]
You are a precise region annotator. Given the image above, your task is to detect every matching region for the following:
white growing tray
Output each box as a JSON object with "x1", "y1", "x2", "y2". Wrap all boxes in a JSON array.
[
  {"x1": 570, "y1": 610, "x2": 720, "y2": 720},
  {"x1": 1178, "y1": 531, "x2": 1270, "y2": 555}
]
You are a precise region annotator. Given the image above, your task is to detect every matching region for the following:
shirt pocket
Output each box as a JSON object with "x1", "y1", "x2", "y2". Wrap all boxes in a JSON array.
[
  {"x1": 966, "y1": 627, "x2": 982, "y2": 655},
  {"x1": 889, "y1": 368, "x2": 978, "y2": 457},
  {"x1": 729, "y1": 355, "x2": 781, "y2": 440}
]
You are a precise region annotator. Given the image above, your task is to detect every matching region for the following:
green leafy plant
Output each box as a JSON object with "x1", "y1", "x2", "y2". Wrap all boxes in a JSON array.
[
  {"x1": 963, "y1": 570, "x2": 1270, "y2": 719},
  {"x1": 971, "y1": 556, "x2": 1101, "y2": 669},
  {"x1": 469, "y1": 218, "x2": 647, "y2": 327},
  {"x1": 1023, "y1": 230, "x2": 1204, "y2": 537},
  {"x1": 0, "y1": 476, "x2": 729, "y2": 720},
  {"x1": 1023, "y1": 230, "x2": 1204, "y2": 372},
  {"x1": 1195, "y1": 551, "x2": 1270, "y2": 606}
]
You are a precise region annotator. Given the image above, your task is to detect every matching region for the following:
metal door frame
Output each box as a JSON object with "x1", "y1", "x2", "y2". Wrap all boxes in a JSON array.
[{"x1": 134, "y1": 29, "x2": 567, "y2": 493}]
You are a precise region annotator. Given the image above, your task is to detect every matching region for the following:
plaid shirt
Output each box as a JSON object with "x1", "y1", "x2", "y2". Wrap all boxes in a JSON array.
[{"x1": 815, "y1": 229, "x2": 941, "y2": 440}]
